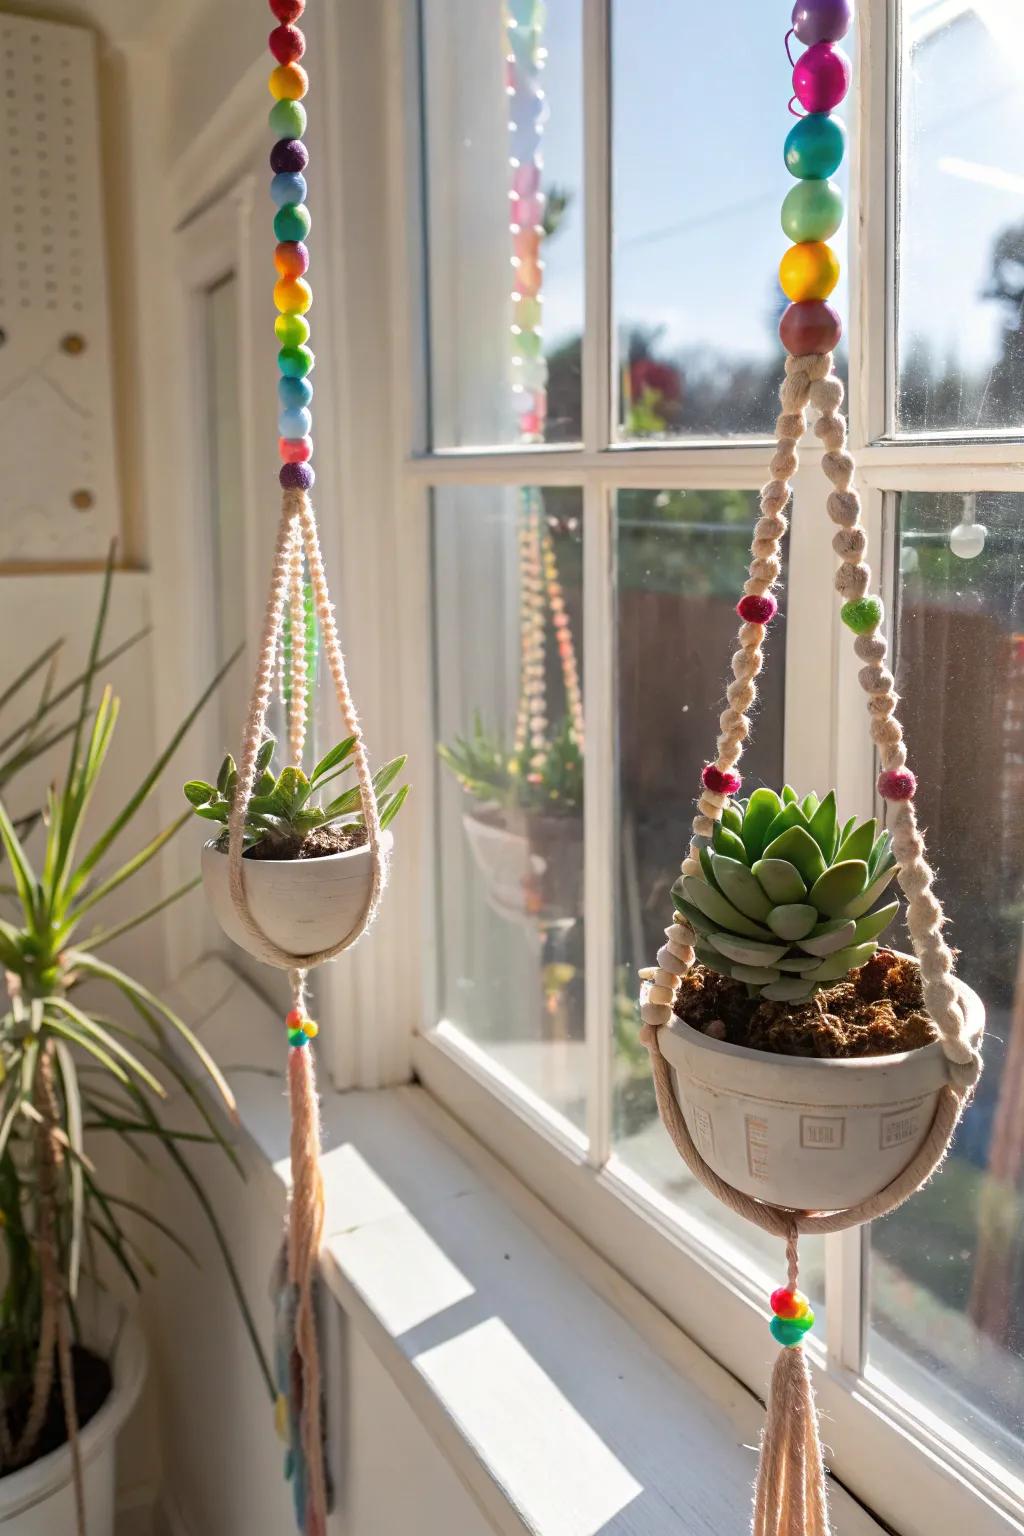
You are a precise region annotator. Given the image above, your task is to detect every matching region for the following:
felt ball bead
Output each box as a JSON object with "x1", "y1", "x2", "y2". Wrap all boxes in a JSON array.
[
  {"x1": 779, "y1": 300, "x2": 843, "y2": 356},
  {"x1": 271, "y1": 138, "x2": 309, "y2": 175},
  {"x1": 771, "y1": 1288, "x2": 802, "y2": 1318},
  {"x1": 271, "y1": 171, "x2": 307, "y2": 208},
  {"x1": 279, "y1": 374, "x2": 313, "y2": 408},
  {"x1": 784, "y1": 112, "x2": 847, "y2": 180},
  {"x1": 275, "y1": 312, "x2": 310, "y2": 346},
  {"x1": 279, "y1": 343, "x2": 315, "y2": 377},
  {"x1": 779, "y1": 240, "x2": 839, "y2": 302},
  {"x1": 279, "y1": 435, "x2": 313, "y2": 463},
  {"x1": 841, "y1": 595, "x2": 883, "y2": 634},
  {"x1": 279, "y1": 405, "x2": 312, "y2": 438},
  {"x1": 792, "y1": 0, "x2": 852, "y2": 44},
  {"x1": 270, "y1": 0, "x2": 304, "y2": 20},
  {"x1": 288, "y1": 1029, "x2": 307, "y2": 1048},
  {"x1": 770, "y1": 1315, "x2": 811, "y2": 1348},
  {"x1": 793, "y1": 43, "x2": 851, "y2": 113},
  {"x1": 285, "y1": 1008, "x2": 303, "y2": 1028},
  {"x1": 269, "y1": 98, "x2": 306, "y2": 138},
  {"x1": 303, "y1": 1019, "x2": 319, "y2": 1038},
  {"x1": 281, "y1": 461, "x2": 314, "y2": 490},
  {"x1": 269, "y1": 63, "x2": 308, "y2": 101},
  {"x1": 702, "y1": 764, "x2": 742, "y2": 796},
  {"x1": 274, "y1": 203, "x2": 311, "y2": 242},
  {"x1": 737, "y1": 593, "x2": 778, "y2": 624},
  {"x1": 878, "y1": 767, "x2": 917, "y2": 801},
  {"x1": 781, "y1": 178, "x2": 843, "y2": 242},
  {"x1": 269, "y1": 23, "x2": 305, "y2": 63},
  {"x1": 274, "y1": 275, "x2": 312, "y2": 314},
  {"x1": 275, "y1": 240, "x2": 309, "y2": 278}
]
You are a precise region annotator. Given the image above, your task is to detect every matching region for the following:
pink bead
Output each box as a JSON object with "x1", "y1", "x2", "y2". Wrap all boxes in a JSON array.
[
  {"x1": 520, "y1": 411, "x2": 541, "y2": 435},
  {"x1": 702, "y1": 764, "x2": 742, "y2": 796},
  {"x1": 737, "y1": 594, "x2": 778, "y2": 624},
  {"x1": 512, "y1": 162, "x2": 540, "y2": 198},
  {"x1": 878, "y1": 768, "x2": 916, "y2": 801},
  {"x1": 279, "y1": 435, "x2": 313, "y2": 463},
  {"x1": 793, "y1": 42, "x2": 851, "y2": 112}
]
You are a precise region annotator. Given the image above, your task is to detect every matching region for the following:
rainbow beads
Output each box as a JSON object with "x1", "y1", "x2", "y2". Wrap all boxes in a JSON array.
[
  {"x1": 779, "y1": 4, "x2": 850, "y2": 358},
  {"x1": 286, "y1": 1009, "x2": 318, "y2": 1048},
  {"x1": 268, "y1": 0, "x2": 313, "y2": 490},
  {"x1": 769, "y1": 1287, "x2": 815, "y2": 1347}
]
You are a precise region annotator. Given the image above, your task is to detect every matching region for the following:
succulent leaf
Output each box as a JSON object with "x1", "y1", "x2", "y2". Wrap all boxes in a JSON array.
[
  {"x1": 709, "y1": 854, "x2": 774, "y2": 922},
  {"x1": 806, "y1": 791, "x2": 838, "y2": 861},
  {"x1": 798, "y1": 918, "x2": 857, "y2": 956},
  {"x1": 844, "y1": 863, "x2": 899, "y2": 918},
  {"x1": 721, "y1": 804, "x2": 744, "y2": 838},
  {"x1": 695, "y1": 944, "x2": 737, "y2": 977},
  {"x1": 776, "y1": 955, "x2": 823, "y2": 972},
  {"x1": 782, "y1": 785, "x2": 799, "y2": 806},
  {"x1": 835, "y1": 817, "x2": 876, "y2": 865},
  {"x1": 801, "y1": 792, "x2": 819, "y2": 819},
  {"x1": 808, "y1": 859, "x2": 869, "y2": 918},
  {"x1": 868, "y1": 830, "x2": 894, "y2": 878},
  {"x1": 706, "y1": 933, "x2": 790, "y2": 967},
  {"x1": 851, "y1": 899, "x2": 899, "y2": 945},
  {"x1": 762, "y1": 800, "x2": 808, "y2": 848},
  {"x1": 733, "y1": 963, "x2": 784, "y2": 985},
  {"x1": 752, "y1": 857, "x2": 807, "y2": 905},
  {"x1": 766, "y1": 902, "x2": 818, "y2": 941},
  {"x1": 741, "y1": 788, "x2": 783, "y2": 862},
  {"x1": 711, "y1": 820, "x2": 749, "y2": 866},
  {"x1": 682, "y1": 875, "x2": 774, "y2": 940},
  {"x1": 669, "y1": 885, "x2": 719, "y2": 938},
  {"x1": 806, "y1": 942, "x2": 879, "y2": 982},
  {"x1": 762, "y1": 977, "x2": 816, "y2": 1002},
  {"x1": 761, "y1": 825, "x2": 827, "y2": 887}
]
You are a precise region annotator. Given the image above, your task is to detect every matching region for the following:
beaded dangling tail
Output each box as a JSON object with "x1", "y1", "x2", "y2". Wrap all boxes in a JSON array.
[{"x1": 752, "y1": 1235, "x2": 830, "y2": 1536}]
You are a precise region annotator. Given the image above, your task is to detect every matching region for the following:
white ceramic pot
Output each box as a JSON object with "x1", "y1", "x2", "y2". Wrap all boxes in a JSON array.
[
  {"x1": 462, "y1": 808, "x2": 583, "y2": 930},
  {"x1": 202, "y1": 832, "x2": 392, "y2": 962},
  {"x1": 658, "y1": 964, "x2": 984, "y2": 1210},
  {"x1": 0, "y1": 1294, "x2": 146, "y2": 1535}
]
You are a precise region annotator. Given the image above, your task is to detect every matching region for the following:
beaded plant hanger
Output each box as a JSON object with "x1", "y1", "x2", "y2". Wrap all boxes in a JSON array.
[
  {"x1": 221, "y1": 5, "x2": 389, "y2": 1533},
  {"x1": 637, "y1": 5, "x2": 983, "y2": 1532}
]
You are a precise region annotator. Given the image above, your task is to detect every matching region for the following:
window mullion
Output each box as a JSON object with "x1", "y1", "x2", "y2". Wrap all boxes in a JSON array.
[{"x1": 581, "y1": 0, "x2": 611, "y2": 453}]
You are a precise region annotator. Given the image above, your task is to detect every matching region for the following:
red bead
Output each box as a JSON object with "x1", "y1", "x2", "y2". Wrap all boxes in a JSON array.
[
  {"x1": 737, "y1": 593, "x2": 778, "y2": 625},
  {"x1": 274, "y1": 241, "x2": 309, "y2": 278},
  {"x1": 770, "y1": 1288, "x2": 802, "y2": 1319},
  {"x1": 269, "y1": 0, "x2": 304, "y2": 20},
  {"x1": 269, "y1": 23, "x2": 305, "y2": 63},
  {"x1": 702, "y1": 764, "x2": 742, "y2": 796},
  {"x1": 877, "y1": 767, "x2": 916, "y2": 801},
  {"x1": 286, "y1": 1008, "x2": 303, "y2": 1028},
  {"x1": 779, "y1": 300, "x2": 843, "y2": 357},
  {"x1": 279, "y1": 435, "x2": 313, "y2": 463}
]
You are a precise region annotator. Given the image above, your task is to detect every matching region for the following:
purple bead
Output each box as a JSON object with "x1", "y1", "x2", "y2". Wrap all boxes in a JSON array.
[
  {"x1": 280, "y1": 461, "x2": 315, "y2": 491},
  {"x1": 793, "y1": 42, "x2": 851, "y2": 113},
  {"x1": 792, "y1": 0, "x2": 852, "y2": 45},
  {"x1": 270, "y1": 138, "x2": 309, "y2": 175}
]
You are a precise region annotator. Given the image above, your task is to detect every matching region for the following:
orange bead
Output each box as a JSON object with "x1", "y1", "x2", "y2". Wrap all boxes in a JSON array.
[
  {"x1": 779, "y1": 241, "x2": 839, "y2": 303},
  {"x1": 274, "y1": 276, "x2": 312, "y2": 315},
  {"x1": 275, "y1": 241, "x2": 309, "y2": 278},
  {"x1": 269, "y1": 62, "x2": 308, "y2": 101}
]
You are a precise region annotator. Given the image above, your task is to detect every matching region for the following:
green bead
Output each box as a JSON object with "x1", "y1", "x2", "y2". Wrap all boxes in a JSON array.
[
  {"x1": 288, "y1": 1029, "x2": 306, "y2": 1048},
  {"x1": 512, "y1": 329, "x2": 542, "y2": 360},
  {"x1": 515, "y1": 296, "x2": 542, "y2": 329},
  {"x1": 841, "y1": 596, "x2": 884, "y2": 634},
  {"x1": 274, "y1": 203, "x2": 311, "y2": 243},
  {"x1": 270, "y1": 99, "x2": 306, "y2": 139},
  {"x1": 781, "y1": 179, "x2": 843, "y2": 243},
  {"x1": 770, "y1": 1314, "x2": 813, "y2": 1348},
  {"x1": 276, "y1": 312, "x2": 310, "y2": 346},
  {"x1": 279, "y1": 344, "x2": 315, "y2": 378},
  {"x1": 784, "y1": 114, "x2": 847, "y2": 180}
]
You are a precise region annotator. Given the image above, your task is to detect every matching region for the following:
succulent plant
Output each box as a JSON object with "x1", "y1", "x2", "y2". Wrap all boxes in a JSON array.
[
  {"x1": 672, "y1": 786, "x2": 900, "y2": 1002},
  {"x1": 438, "y1": 713, "x2": 583, "y2": 815}
]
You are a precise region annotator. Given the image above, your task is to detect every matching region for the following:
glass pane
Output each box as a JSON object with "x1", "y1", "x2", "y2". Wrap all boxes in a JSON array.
[
  {"x1": 896, "y1": 5, "x2": 1024, "y2": 434},
  {"x1": 870, "y1": 491, "x2": 1024, "y2": 1470},
  {"x1": 613, "y1": 2, "x2": 849, "y2": 440},
  {"x1": 613, "y1": 488, "x2": 824, "y2": 1300},
  {"x1": 433, "y1": 484, "x2": 585, "y2": 1129},
  {"x1": 421, "y1": 0, "x2": 583, "y2": 448}
]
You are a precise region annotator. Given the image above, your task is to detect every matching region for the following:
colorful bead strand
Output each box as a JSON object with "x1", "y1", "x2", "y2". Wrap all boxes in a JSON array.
[
  {"x1": 269, "y1": 0, "x2": 314, "y2": 491},
  {"x1": 778, "y1": 0, "x2": 851, "y2": 358},
  {"x1": 769, "y1": 1285, "x2": 816, "y2": 1348},
  {"x1": 505, "y1": 0, "x2": 548, "y2": 441}
]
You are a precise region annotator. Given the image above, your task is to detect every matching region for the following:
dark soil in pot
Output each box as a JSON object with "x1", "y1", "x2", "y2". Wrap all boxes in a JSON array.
[
  {"x1": 4, "y1": 1344, "x2": 111, "y2": 1469},
  {"x1": 238, "y1": 824, "x2": 368, "y2": 861},
  {"x1": 673, "y1": 949, "x2": 937, "y2": 1059}
]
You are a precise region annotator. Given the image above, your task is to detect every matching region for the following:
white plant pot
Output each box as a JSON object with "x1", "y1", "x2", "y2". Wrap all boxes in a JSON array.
[
  {"x1": 202, "y1": 833, "x2": 392, "y2": 962},
  {"x1": 658, "y1": 962, "x2": 984, "y2": 1210},
  {"x1": 462, "y1": 807, "x2": 583, "y2": 930},
  {"x1": 0, "y1": 1293, "x2": 146, "y2": 1536}
]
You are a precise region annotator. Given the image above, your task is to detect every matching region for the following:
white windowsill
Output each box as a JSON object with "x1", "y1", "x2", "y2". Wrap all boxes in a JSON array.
[{"x1": 171, "y1": 955, "x2": 883, "y2": 1536}]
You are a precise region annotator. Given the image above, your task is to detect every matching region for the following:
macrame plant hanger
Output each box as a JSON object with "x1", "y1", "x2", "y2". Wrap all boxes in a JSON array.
[
  {"x1": 637, "y1": 8, "x2": 983, "y2": 1534},
  {"x1": 225, "y1": 6, "x2": 389, "y2": 1533}
]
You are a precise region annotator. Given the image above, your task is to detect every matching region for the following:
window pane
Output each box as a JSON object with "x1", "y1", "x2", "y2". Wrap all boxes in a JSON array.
[
  {"x1": 896, "y1": 5, "x2": 1024, "y2": 434},
  {"x1": 613, "y1": 489, "x2": 824, "y2": 1297},
  {"x1": 613, "y1": 2, "x2": 848, "y2": 440},
  {"x1": 421, "y1": 0, "x2": 583, "y2": 448},
  {"x1": 870, "y1": 491, "x2": 1024, "y2": 1469},
  {"x1": 433, "y1": 485, "x2": 585, "y2": 1129}
]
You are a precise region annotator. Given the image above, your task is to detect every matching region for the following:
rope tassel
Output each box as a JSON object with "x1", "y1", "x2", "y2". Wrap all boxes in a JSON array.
[{"x1": 753, "y1": 1345, "x2": 829, "y2": 1536}]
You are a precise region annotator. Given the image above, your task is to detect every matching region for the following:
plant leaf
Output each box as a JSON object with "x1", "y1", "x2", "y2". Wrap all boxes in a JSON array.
[{"x1": 310, "y1": 735, "x2": 356, "y2": 784}]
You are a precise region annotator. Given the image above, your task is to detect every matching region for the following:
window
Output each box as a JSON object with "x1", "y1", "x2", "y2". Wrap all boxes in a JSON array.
[{"x1": 403, "y1": 3, "x2": 1024, "y2": 1531}]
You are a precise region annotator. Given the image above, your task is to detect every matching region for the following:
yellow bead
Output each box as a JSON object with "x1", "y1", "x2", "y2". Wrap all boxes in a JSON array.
[
  {"x1": 274, "y1": 276, "x2": 312, "y2": 315},
  {"x1": 274, "y1": 1393, "x2": 289, "y2": 1443},
  {"x1": 269, "y1": 63, "x2": 308, "y2": 101},
  {"x1": 303, "y1": 1019, "x2": 319, "y2": 1038},
  {"x1": 779, "y1": 241, "x2": 839, "y2": 303}
]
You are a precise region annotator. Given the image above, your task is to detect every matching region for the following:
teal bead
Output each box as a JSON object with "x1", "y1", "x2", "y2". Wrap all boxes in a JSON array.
[
  {"x1": 770, "y1": 1313, "x2": 814, "y2": 1348},
  {"x1": 279, "y1": 375, "x2": 312, "y2": 409},
  {"x1": 279, "y1": 344, "x2": 315, "y2": 378},
  {"x1": 781, "y1": 179, "x2": 843, "y2": 243},
  {"x1": 269, "y1": 99, "x2": 306, "y2": 139},
  {"x1": 288, "y1": 1029, "x2": 307, "y2": 1048},
  {"x1": 274, "y1": 203, "x2": 311, "y2": 243},
  {"x1": 784, "y1": 113, "x2": 847, "y2": 180}
]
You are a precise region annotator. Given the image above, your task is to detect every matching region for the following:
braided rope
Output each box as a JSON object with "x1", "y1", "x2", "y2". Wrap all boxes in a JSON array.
[{"x1": 286, "y1": 517, "x2": 309, "y2": 768}]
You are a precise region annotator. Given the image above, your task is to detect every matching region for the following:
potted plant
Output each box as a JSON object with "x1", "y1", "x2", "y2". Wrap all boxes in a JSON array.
[
  {"x1": 654, "y1": 785, "x2": 984, "y2": 1210},
  {"x1": 188, "y1": 735, "x2": 408, "y2": 960},
  {"x1": 439, "y1": 713, "x2": 583, "y2": 929},
  {"x1": 0, "y1": 576, "x2": 268, "y2": 1535}
]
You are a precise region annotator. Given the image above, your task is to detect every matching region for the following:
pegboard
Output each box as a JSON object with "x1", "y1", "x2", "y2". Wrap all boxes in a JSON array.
[{"x1": 0, "y1": 14, "x2": 119, "y2": 565}]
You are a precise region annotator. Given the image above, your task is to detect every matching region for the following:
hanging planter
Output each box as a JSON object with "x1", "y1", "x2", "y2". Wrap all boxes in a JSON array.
[
  {"x1": 638, "y1": 5, "x2": 984, "y2": 1530},
  {"x1": 462, "y1": 802, "x2": 583, "y2": 930}
]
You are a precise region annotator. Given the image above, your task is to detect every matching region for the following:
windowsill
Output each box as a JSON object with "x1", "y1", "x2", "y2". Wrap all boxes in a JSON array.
[{"x1": 171, "y1": 955, "x2": 883, "y2": 1536}]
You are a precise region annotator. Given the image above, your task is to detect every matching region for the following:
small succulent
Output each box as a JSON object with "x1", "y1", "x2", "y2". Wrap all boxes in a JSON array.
[
  {"x1": 184, "y1": 735, "x2": 408, "y2": 857},
  {"x1": 439, "y1": 712, "x2": 582, "y2": 815},
  {"x1": 673, "y1": 786, "x2": 900, "y2": 1002}
]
